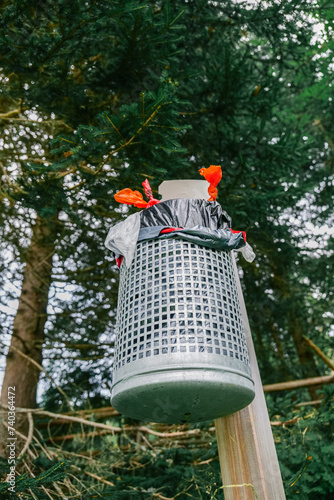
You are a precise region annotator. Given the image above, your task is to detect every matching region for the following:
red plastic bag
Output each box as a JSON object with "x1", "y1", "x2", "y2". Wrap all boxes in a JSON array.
[
  {"x1": 230, "y1": 229, "x2": 246, "y2": 242},
  {"x1": 114, "y1": 179, "x2": 160, "y2": 208},
  {"x1": 114, "y1": 188, "x2": 148, "y2": 208},
  {"x1": 199, "y1": 165, "x2": 222, "y2": 201},
  {"x1": 142, "y1": 179, "x2": 160, "y2": 207}
]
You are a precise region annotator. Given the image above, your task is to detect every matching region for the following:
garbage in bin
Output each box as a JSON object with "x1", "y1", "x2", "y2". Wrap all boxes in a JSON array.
[
  {"x1": 105, "y1": 212, "x2": 141, "y2": 267},
  {"x1": 106, "y1": 191, "x2": 255, "y2": 423},
  {"x1": 105, "y1": 198, "x2": 256, "y2": 267},
  {"x1": 140, "y1": 197, "x2": 230, "y2": 229}
]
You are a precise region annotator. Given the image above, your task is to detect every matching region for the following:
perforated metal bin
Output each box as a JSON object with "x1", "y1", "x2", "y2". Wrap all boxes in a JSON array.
[{"x1": 111, "y1": 237, "x2": 255, "y2": 423}]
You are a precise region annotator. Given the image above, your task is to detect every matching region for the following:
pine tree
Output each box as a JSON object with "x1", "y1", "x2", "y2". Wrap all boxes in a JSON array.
[
  {"x1": 0, "y1": 1, "x2": 333, "y2": 495},
  {"x1": 0, "y1": 457, "x2": 67, "y2": 499}
]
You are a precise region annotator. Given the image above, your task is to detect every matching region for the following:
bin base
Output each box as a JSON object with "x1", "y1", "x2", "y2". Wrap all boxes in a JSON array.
[{"x1": 111, "y1": 367, "x2": 255, "y2": 423}]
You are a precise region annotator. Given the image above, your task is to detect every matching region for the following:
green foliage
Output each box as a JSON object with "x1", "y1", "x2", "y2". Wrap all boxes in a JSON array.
[
  {"x1": 101, "y1": 447, "x2": 222, "y2": 499},
  {"x1": 0, "y1": 460, "x2": 67, "y2": 500},
  {"x1": 26, "y1": 389, "x2": 333, "y2": 499},
  {"x1": 0, "y1": 0, "x2": 334, "y2": 498},
  {"x1": 269, "y1": 388, "x2": 334, "y2": 499},
  {"x1": 49, "y1": 74, "x2": 189, "y2": 184}
]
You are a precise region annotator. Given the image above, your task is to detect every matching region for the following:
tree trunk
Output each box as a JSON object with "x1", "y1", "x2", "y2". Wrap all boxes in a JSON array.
[
  {"x1": 268, "y1": 258, "x2": 319, "y2": 371},
  {"x1": 288, "y1": 313, "x2": 318, "y2": 377},
  {"x1": 287, "y1": 312, "x2": 319, "y2": 399},
  {"x1": 270, "y1": 322, "x2": 292, "y2": 381},
  {"x1": 0, "y1": 213, "x2": 57, "y2": 454}
]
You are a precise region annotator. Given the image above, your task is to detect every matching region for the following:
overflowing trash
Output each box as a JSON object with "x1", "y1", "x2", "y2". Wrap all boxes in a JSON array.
[
  {"x1": 105, "y1": 212, "x2": 141, "y2": 267},
  {"x1": 106, "y1": 201, "x2": 255, "y2": 267},
  {"x1": 106, "y1": 167, "x2": 255, "y2": 266}
]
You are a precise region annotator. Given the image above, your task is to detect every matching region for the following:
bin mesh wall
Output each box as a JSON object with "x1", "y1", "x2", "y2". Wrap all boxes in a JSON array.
[{"x1": 114, "y1": 239, "x2": 249, "y2": 370}]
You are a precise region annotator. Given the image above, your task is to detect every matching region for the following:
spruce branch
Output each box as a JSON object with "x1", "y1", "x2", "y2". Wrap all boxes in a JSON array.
[
  {"x1": 95, "y1": 101, "x2": 170, "y2": 175},
  {"x1": 104, "y1": 113, "x2": 126, "y2": 142},
  {"x1": 0, "y1": 117, "x2": 73, "y2": 131},
  {"x1": 71, "y1": 464, "x2": 115, "y2": 487}
]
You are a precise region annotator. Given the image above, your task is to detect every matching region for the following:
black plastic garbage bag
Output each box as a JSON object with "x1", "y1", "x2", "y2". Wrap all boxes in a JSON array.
[
  {"x1": 105, "y1": 198, "x2": 255, "y2": 266},
  {"x1": 138, "y1": 225, "x2": 246, "y2": 251},
  {"x1": 140, "y1": 199, "x2": 231, "y2": 230}
]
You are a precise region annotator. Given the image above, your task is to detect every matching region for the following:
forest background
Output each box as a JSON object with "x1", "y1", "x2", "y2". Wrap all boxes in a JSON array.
[{"x1": 0, "y1": 0, "x2": 333, "y2": 498}]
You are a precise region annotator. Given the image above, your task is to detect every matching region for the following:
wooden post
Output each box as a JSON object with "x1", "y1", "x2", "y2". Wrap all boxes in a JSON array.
[
  {"x1": 214, "y1": 254, "x2": 286, "y2": 499},
  {"x1": 158, "y1": 180, "x2": 285, "y2": 499}
]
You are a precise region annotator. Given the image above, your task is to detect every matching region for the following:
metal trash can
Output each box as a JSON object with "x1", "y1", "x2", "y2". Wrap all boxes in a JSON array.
[{"x1": 111, "y1": 203, "x2": 255, "y2": 422}]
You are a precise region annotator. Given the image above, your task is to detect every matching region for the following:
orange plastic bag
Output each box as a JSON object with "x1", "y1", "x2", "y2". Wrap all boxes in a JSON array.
[
  {"x1": 199, "y1": 165, "x2": 222, "y2": 201},
  {"x1": 114, "y1": 180, "x2": 160, "y2": 208},
  {"x1": 114, "y1": 188, "x2": 148, "y2": 208}
]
